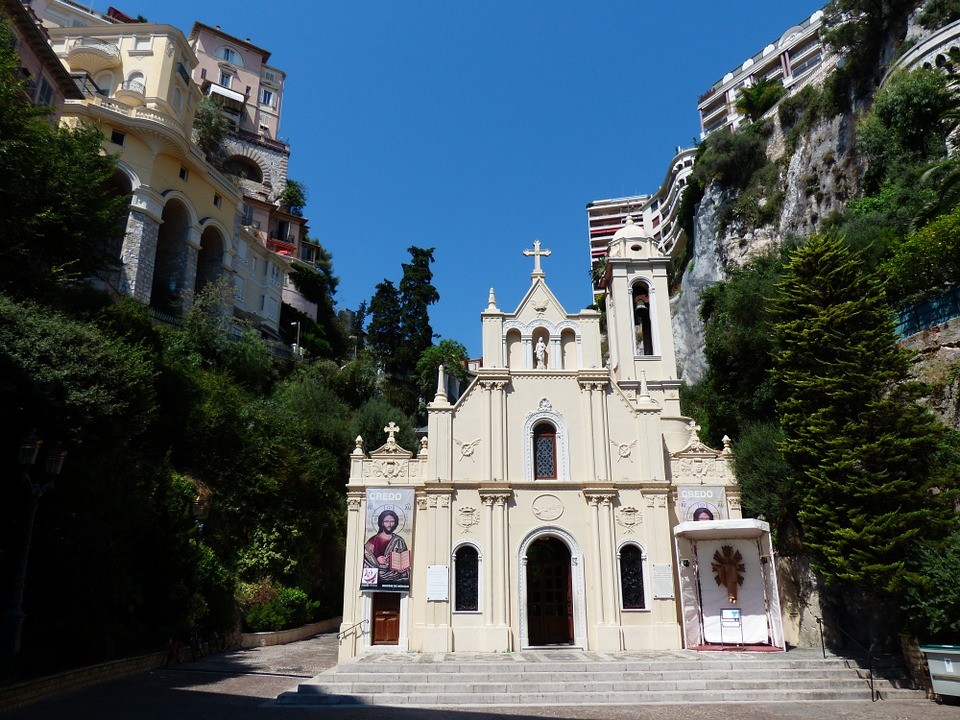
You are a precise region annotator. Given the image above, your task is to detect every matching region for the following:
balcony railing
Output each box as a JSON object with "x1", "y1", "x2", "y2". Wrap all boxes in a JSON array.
[
  {"x1": 121, "y1": 79, "x2": 146, "y2": 95},
  {"x1": 176, "y1": 61, "x2": 191, "y2": 85},
  {"x1": 73, "y1": 38, "x2": 120, "y2": 57}
]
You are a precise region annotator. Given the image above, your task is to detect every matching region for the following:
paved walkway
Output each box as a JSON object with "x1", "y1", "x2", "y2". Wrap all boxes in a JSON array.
[{"x1": 1, "y1": 633, "x2": 957, "y2": 720}]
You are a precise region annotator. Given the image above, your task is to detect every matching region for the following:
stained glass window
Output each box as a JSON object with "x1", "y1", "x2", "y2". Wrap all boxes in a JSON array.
[
  {"x1": 534, "y1": 423, "x2": 556, "y2": 479},
  {"x1": 454, "y1": 545, "x2": 479, "y2": 611},
  {"x1": 620, "y1": 544, "x2": 646, "y2": 609}
]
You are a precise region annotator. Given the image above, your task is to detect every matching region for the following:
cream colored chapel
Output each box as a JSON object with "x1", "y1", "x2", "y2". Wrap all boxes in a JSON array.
[{"x1": 338, "y1": 219, "x2": 784, "y2": 661}]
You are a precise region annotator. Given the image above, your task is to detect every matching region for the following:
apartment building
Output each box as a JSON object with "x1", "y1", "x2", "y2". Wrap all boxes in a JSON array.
[
  {"x1": 3, "y1": 0, "x2": 81, "y2": 119},
  {"x1": 697, "y1": 9, "x2": 831, "y2": 138},
  {"x1": 586, "y1": 147, "x2": 696, "y2": 295},
  {"x1": 187, "y1": 22, "x2": 317, "y2": 322}
]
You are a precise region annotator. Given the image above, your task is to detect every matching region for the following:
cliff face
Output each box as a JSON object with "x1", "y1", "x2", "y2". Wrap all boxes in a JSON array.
[{"x1": 672, "y1": 113, "x2": 863, "y2": 384}]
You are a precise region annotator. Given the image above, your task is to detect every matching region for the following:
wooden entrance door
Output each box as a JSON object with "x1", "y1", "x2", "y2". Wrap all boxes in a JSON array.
[
  {"x1": 526, "y1": 537, "x2": 573, "y2": 646},
  {"x1": 371, "y1": 592, "x2": 401, "y2": 645}
]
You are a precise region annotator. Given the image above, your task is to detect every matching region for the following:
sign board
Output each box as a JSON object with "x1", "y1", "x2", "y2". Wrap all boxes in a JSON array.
[
  {"x1": 360, "y1": 488, "x2": 414, "y2": 592},
  {"x1": 678, "y1": 486, "x2": 726, "y2": 522},
  {"x1": 721, "y1": 608, "x2": 742, "y2": 628},
  {"x1": 426, "y1": 565, "x2": 449, "y2": 601},
  {"x1": 651, "y1": 563, "x2": 674, "y2": 599}
]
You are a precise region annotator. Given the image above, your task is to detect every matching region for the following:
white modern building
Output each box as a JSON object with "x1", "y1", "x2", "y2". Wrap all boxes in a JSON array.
[{"x1": 697, "y1": 9, "x2": 830, "y2": 138}]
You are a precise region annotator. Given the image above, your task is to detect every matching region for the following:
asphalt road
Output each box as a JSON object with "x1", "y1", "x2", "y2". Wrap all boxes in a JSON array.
[{"x1": 2, "y1": 633, "x2": 957, "y2": 720}]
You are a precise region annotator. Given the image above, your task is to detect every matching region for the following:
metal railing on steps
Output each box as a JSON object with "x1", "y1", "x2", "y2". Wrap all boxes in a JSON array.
[{"x1": 815, "y1": 615, "x2": 878, "y2": 702}]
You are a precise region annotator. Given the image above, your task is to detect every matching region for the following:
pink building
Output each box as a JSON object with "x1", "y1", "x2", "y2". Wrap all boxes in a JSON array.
[{"x1": 4, "y1": 0, "x2": 81, "y2": 120}]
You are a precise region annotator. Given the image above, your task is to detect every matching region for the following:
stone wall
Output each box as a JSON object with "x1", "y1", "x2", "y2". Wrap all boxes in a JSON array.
[{"x1": 902, "y1": 317, "x2": 960, "y2": 431}]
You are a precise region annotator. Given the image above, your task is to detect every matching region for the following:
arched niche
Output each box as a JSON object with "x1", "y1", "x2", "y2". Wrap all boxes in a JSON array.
[
  {"x1": 151, "y1": 198, "x2": 193, "y2": 314},
  {"x1": 506, "y1": 328, "x2": 522, "y2": 370},
  {"x1": 560, "y1": 328, "x2": 577, "y2": 370},
  {"x1": 195, "y1": 225, "x2": 225, "y2": 295}
]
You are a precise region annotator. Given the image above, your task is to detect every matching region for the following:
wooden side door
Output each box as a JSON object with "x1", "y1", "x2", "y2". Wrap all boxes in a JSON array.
[{"x1": 371, "y1": 592, "x2": 401, "y2": 645}]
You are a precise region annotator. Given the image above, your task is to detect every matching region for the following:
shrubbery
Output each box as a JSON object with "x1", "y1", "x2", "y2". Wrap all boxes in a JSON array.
[{"x1": 244, "y1": 585, "x2": 319, "y2": 632}]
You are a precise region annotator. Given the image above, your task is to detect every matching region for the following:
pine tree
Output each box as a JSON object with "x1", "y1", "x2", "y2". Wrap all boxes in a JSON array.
[
  {"x1": 366, "y1": 280, "x2": 403, "y2": 377},
  {"x1": 398, "y1": 246, "x2": 439, "y2": 374},
  {"x1": 771, "y1": 232, "x2": 955, "y2": 593}
]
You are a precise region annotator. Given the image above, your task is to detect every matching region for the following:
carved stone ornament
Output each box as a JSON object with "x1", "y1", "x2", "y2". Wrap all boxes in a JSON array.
[
  {"x1": 416, "y1": 497, "x2": 428, "y2": 510},
  {"x1": 645, "y1": 495, "x2": 656, "y2": 508},
  {"x1": 457, "y1": 507, "x2": 479, "y2": 534},
  {"x1": 440, "y1": 496, "x2": 450, "y2": 509},
  {"x1": 615, "y1": 506, "x2": 641, "y2": 533},
  {"x1": 532, "y1": 493, "x2": 564, "y2": 521},
  {"x1": 365, "y1": 459, "x2": 408, "y2": 480},
  {"x1": 674, "y1": 419, "x2": 719, "y2": 456},
  {"x1": 729, "y1": 495, "x2": 742, "y2": 510},
  {"x1": 428, "y1": 495, "x2": 438, "y2": 509},
  {"x1": 347, "y1": 496, "x2": 362, "y2": 511},
  {"x1": 455, "y1": 437, "x2": 481, "y2": 461},
  {"x1": 655, "y1": 495, "x2": 667, "y2": 508},
  {"x1": 611, "y1": 438, "x2": 637, "y2": 462}
]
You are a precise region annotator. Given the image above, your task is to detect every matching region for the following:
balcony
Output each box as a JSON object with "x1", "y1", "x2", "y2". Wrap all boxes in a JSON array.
[
  {"x1": 66, "y1": 38, "x2": 121, "y2": 75},
  {"x1": 267, "y1": 232, "x2": 296, "y2": 256},
  {"x1": 115, "y1": 78, "x2": 146, "y2": 106}
]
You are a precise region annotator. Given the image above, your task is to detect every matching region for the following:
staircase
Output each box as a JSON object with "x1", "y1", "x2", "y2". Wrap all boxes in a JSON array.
[{"x1": 277, "y1": 648, "x2": 922, "y2": 707}]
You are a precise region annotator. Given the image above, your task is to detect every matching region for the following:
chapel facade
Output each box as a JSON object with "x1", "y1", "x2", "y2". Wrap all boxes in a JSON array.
[{"x1": 338, "y1": 220, "x2": 784, "y2": 660}]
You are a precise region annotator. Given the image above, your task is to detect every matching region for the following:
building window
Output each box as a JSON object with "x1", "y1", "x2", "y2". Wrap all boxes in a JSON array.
[
  {"x1": 250, "y1": 256, "x2": 257, "y2": 274},
  {"x1": 263, "y1": 69, "x2": 276, "y2": 83},
  {"x1": 172, "y1": 88, "x2": 183, "y2": 112},
  {"x1": 214, "y1": 193, "x2": 222, "y2": 208},
  {"x1": 619, "y1": 544, "x2": 647, "y2": 610},
  {"x1": 216, "y1": 46, "x2": 243, "y2": 66},
  {"x1": 219, "y1": 71, "x2": 233, "y2": 89},
  {"x1": 259, "y1": 88, "x2": 274, "y2": 107},
  {"x1": 179, "y1": 166, "x2": 189, "y2": 181},
  {"x1": 533, "y1": 422, "x2": 557, "y2": 479},
  {"x1": 200, "y1": 68, "x2": 206, "y2": 80},
  {"x1": 110, "y1": 129, "x2": 125, "y2": 146},
  {"x1": 34, "y1": 77, "x2": 53, "y2": 106},
  {"x1": 454, "y1": 545, "x2": 480, "y2": 612},
  {"x1": 240, "y1": 203, "x2": 253, "y2": 226}
]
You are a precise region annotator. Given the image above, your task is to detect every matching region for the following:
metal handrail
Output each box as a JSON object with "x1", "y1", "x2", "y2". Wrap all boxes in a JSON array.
[
  {"x1": 337, "y1": 619, "x2": 366, "y2": 642},
  {"x1": 815, "y1": 615, "x2": 878, "y2": 702}
]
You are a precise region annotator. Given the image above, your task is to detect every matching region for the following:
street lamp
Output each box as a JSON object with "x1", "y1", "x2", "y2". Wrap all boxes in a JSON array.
[
  {"x1": 2, "y1": 432, "x2": 67, "y2": 681},
  {"x1": 290, "y1": 320, "x2": 302, "y2": 360}
]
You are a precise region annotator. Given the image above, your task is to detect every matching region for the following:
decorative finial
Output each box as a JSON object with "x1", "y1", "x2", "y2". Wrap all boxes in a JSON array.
[
  {"x1": 722, "y1": 435, "x2": 732, "y2": 456},
  {"x1": 435, "y1": 364, "x2": 447, "y2": 401},
  {"x1": 352, "y1": 435, "x2": 365, "y2": 457},
  {"x1": 523, "y1": 239, "x2": 551, "y2": 277},
  {"x1": 487, "y1": 287, "x2": 497, "y2": 310}
]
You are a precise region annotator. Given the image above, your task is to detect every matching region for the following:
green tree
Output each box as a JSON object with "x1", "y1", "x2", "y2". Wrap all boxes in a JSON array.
[
  {"x1": 398, "y1": 246, "x2": 440, "y2": 372},
  {"x1": 415, "y1": 339, "x2": 469, "y2": 403},
  {"x1": 735, "y1": 77, "x2": 787, "y2": 122},
  {"x1": 283, "y1": 252, "x2": 346, "y2": 360},
  {"x1": 366, "y1": 279, "x2": 404, "y2": 376},
  {"x1": 0, "y1": 19, "x2": 125, "y2": 298},
  {"x1": 771, "y1": 232, "x2": 956, "y2": 593},
  {"x1": 192, "y1": 95, "x2": 230, "y2": 160},
  {"x1": 882, "y1": 203, "x2": 960, "y2": 305},
  {"x1": 278, "y1": 179, "x2": 307, "y2": 216}
]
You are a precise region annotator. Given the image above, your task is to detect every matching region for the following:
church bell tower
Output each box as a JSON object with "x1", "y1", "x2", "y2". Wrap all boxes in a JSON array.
[{"x1": 602, "y1": 216, "x2": 682, "y2": 417}]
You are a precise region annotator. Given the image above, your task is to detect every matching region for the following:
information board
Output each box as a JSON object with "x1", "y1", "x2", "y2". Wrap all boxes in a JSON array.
[
  {"x1": 651, "y1": 563, "x2": 674, "y2": 599},
  {"x1": 426, "y1": 564, "x2": 449, "y2": 601}
]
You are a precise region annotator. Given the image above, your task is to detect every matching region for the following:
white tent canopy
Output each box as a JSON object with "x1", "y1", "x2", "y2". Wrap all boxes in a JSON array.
[{"x1": 674, "y1": 519, "x2": 785, "y2": 650}]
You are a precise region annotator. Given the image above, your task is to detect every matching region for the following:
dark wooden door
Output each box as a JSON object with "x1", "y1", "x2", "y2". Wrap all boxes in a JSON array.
[
  {"x1": 371, "y1": 592, "x2": 401, "y2": 645},
  {"x1": 527, "y1": 537, "x2": 573, "y2": 646}
]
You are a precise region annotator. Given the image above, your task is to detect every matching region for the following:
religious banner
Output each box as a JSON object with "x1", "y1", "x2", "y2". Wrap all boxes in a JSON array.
[
  {"x1": 361, "y1": 488, "x2": 414, "y2": 592},
  {"x1": 678, "y1": 486, "x2": 726, "y2": 522}
]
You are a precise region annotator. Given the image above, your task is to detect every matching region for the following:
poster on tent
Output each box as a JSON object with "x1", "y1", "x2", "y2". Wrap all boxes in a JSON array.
[
  {"x1": 678, "y1": 486, "x2": 726, "y2": 522},
  {"x1": 360, "y1": 488, "x2": 414, "y2": 592}
]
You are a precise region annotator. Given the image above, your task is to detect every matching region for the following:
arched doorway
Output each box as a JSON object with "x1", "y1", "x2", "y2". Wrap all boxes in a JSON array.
[
  {"x1": 151, "y1": 199, "x2": 191, "y2": 314},
  {"x1": 525, "y1": 537, "x2": 573, "y2": 646},
  {"x1": 194, "y1": 226, "x2": 224, "y2": 295}
]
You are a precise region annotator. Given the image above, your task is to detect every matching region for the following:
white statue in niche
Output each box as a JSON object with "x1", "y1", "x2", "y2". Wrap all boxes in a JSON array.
[{"x1": 534, "y1": 337, "x2": 546, "y2": 369}]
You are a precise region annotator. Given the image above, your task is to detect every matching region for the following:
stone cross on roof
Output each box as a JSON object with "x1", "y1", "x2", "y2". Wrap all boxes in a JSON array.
[
  {"x1": 523, "y1": 239, "x2": 551, "y2": 277},
  {"x1": 384, "y1": 421, "x2": 400, "y2": 442}
]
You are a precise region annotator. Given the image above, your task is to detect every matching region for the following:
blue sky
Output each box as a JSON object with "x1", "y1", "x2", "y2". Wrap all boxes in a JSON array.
[{"x1": 131, "y1": 0, "x2": 825, "y2": 356}]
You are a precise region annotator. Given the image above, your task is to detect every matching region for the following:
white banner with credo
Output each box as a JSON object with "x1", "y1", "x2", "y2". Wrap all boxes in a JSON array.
[
  {"x1": 697, "y1": 539, "x2": 767, "y2": 644},
  {"x1": 678, "y1": 486, "x2": 726, "y2": 522}
]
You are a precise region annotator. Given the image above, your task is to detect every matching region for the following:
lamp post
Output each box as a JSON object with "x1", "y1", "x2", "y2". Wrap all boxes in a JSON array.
[
  {"x1": 290, "y1": 321, "x2": 302, "y2": 360},
  {"x1": 2, "y1": 433, "x2": 67, "y2": 681}
]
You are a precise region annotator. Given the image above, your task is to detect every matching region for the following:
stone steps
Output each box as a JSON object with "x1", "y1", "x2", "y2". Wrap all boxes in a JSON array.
[{"x1": 277, "y1": 651, "x2": 922, "y2": 707}]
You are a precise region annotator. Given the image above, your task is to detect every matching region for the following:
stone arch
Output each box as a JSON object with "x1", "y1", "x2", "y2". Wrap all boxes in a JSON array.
[
  {"x1": 451, "y1": 540, "x2": 483, "y2": 613},
  {"x1": 523, "y1": 399, "x2": 569, "y2": 482},
  {"x1": 151, "y1": 196, "x2": 194, "y2": 314},
  {"x1": 103, "y1": 167, "x2": 134, "y2": 266},
  {"x1": 616, "y1": 539, "x2": 651, "y2": 611},
  {"x1": 630, "y1": 277, "x2": 656, "y2": 356},
  {"x1": 195, "y1": 224, "x2": 226, "y2": 296},
  {"x1": 222, "y1": 144, "x2": 271, "y2": 186},
  {"x1": 560, "y1": 327, "x2": 577, "y2": 370},
  {"x1": 223, "y1": 154, "x2": 264, "y2": 183},
  {"x1": 505, "y1": 327, "x2": 522, "y2": 369},
  {"x1": 518, "y1": 526, "x2": 587, "y2": 649},
  {"x1": 114, "y1": 160, "x2": 141, "y2": 192}
]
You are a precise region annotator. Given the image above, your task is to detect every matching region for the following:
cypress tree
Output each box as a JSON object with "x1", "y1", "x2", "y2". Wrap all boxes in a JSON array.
[{"x1": 771, "y1": 232, "x2": 955, "y2": 593}]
